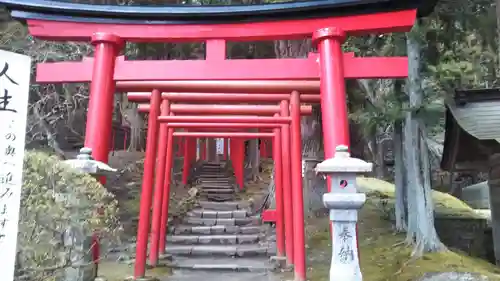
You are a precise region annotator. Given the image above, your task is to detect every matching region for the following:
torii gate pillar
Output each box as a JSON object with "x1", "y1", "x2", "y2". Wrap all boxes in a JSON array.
[
  {"x1": 83, "y1": 32, "x2": 124, "y2": 268},
  {"x1": 313, "y1": 27, "x2": 350, "y2": 186},
  {"x1": 84, "y1": 33, "x2": 124, "y2": 166}
]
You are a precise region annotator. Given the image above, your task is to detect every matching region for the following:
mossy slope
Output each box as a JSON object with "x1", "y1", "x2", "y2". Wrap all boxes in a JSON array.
[
  {"x1": 306, "y1": 177, "x2": 500, "y2": 281},
  {"x1": 356, "y1": 177, "x2": 483, "y2": 218}
]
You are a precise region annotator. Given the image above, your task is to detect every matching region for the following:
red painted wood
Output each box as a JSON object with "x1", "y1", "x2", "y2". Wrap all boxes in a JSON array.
[
  {"x1": 262, "y1": 209, "x2": 277, "y2": 223},
  {"x1": 173, "y1": 132, "x2": 274, "y2": 138},
  {"x1": 149, "y1": 100, "x2": 170, "y2": 266},
  {"x1": 272, "y1": 124, "x2": 284, "y2": 256},
  {"x1": 135, "y1": 89, "x2": 161, "y2": 278},
  {"x1": 159, "y1": 127, "x2": 174, "y2": 253},
  {"x1": 82, "y1": 35, "x2": 123, "y2": 268},
  {"x1": 26, "y1": 10, "x2": 416, "y2": 41},
  {"x1": 280, "y1": 100, "x2": 294, "y2": 265},
  {"x1": 290, "y1": 91, "x2": 306, "y2": 280},
  {"x1": 119, "y1": 80, "x2": 320, "y2": 94},
  {"x1": 36, "y1": 54, "x2": 408, "y2": 83},
  {"x1": 169, "y1": 127, "x2": 273, "y2": 132},
  {"x1": 158, "y1": 116, "x2": 291, "y2": 124},
  {"x1": 127, "y1": 92, "x2": 321, "y2": 103},
  {"x1": 137, "y1": 104, "x2": 312, "y2": 115},
  {"x1": 166, "y1": 123, "x2": 283, "y2": 129}
]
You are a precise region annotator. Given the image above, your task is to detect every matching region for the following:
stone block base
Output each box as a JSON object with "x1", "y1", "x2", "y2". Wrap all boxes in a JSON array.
[
  {"x1": 269, "y1": 256, "x2": 290, "y2": 271},
  {"x1": 123, "y1": 276, "x2": 160, "y2": 281}
]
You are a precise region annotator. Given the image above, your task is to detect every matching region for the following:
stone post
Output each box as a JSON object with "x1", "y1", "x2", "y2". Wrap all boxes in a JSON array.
[
  {"x1": 62, "y1": 147, "x2": 117, "y2": 281},
  {"x1": 315, "y1": 145, "x2": 372, "y2": 281}
]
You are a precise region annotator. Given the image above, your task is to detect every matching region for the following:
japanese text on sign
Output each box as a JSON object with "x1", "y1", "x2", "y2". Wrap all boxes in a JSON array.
[{"x1": 0, "y1": 50, "x2": 31, "y2": 281}]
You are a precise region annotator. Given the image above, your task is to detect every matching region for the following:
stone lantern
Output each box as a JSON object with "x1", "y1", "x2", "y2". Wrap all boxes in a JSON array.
[
  {"x1": 315, "y1": 145, "x2": 372, "y2": 281},
  {"x1": 64, "y1": 147, "x2": 117, "y2": 175},
  {"x1": 61, "y1": 147, "x2": 117, "y2": 281}
]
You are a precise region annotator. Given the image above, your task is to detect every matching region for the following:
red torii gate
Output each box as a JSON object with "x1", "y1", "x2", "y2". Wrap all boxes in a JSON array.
[
  {"x1": 131, "y1": 92, "x2": 302, "y2": 275},
  {"x1": 136, "y1": 103, "x2": 313, "y2": 115},
  {"x1": 132, "y1": 92, "x2": 320, "y2": 159},
  {"x1": 132, "y1": 94, "x2": 313, "y2": 270},
  {"x1": 8, "y1": 5, "x2": 418, "y2": 281},
  {"x1": 135, "y1": 102, "x2": 312, "y2": 186}
]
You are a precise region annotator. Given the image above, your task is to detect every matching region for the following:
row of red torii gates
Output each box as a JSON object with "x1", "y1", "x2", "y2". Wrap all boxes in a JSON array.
[
  {"x1": 129, "y1": 90, "x2": 311, "y2": 277},
  {"x1": 112, "y1": 112, "x2": 276, "y2": 160},
  {"x1": 23, "y1": 8, "x2": 418, "y2": 281}
]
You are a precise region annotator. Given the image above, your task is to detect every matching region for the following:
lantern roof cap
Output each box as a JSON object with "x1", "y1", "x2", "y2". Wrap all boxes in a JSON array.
[
  {"x1": 315, "y1": 145, "x2": 372, "y2": 174},
  {"x1": 63, "y1": 147, "x2": 117, "y2": 176}
]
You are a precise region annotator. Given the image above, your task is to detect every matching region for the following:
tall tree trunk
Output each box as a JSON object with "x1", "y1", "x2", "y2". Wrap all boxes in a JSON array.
[
  {"x1": 393, "y1": 119, "x2": 407, "y2": 232},
  {"x1": 357, "y1": 79, "x2": 385, "y2": 179},
  {"x1": 122, "y1": 104, "x2": 144, "y2": 152},
  {"x1": 394, "y1": 79, "x2": 407, "y2": 232},
  {"x1": 404, "y1": 22, "x2": 445, "y2": 255},
  {"x1": 301, "y1": 106, "x2": 325, "y2": 215},
  {"x1": 375, "y1": 131, "x2": 385, "y2": 178},
  {"x1": 368, "y1": 131, "x2": 385, "y2": 179}
]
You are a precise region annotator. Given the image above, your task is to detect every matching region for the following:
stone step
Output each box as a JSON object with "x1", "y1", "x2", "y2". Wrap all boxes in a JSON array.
[
  {"x1": 170, "y1": 225, "x2": 264, "y2": 235},
  {"x1": 167, "y1": 234, "x2": 262, "y2": 245},
  {"x1": 183, "y1": 217, "x2": 258, "y2": 226},
  {"x1": 200, "y1": 164, "x2": 223, "y2": 168},
  {"x1": 204, "y1": 195, "x2": 236, "y2": 202},
  {"x1": 199, "y1": 165, "x2": 224, "y2": 168},
  {"x1": 200, "y1": 186, "x2": 234, "y2": 191},
  {"x1": 197, "y1": 174, "x2": 230, "y2": 178},
  {"x1": 200, "y1": 186, "x2": 234, "y2": 190},
  {"x1": 165, "y1": 244, "x2": 271, "y2": 257},
  {"x1": 199, "y1": 168, "x2": 222, "y2": 170},
  {"x1": 198, "y1": 177, "x2": 230, "y2": 181},
  {"x1": 170, "y1": 256, "x2": 275, "y2": 272},
  {"x1": 187, "y1": 209, "x2": 249, "y2": 219},
  {"x1": 200, "y1": 184, "x2": 234, "y2": 189},
  {"x1": 199, "y1": 201, "x2": 250, "y2": 211},
  {"x1": 198, "y1": 178, "x2": 233, "y2": 182},
  {"x1": 201, "y1": 189, "x2": 235, "y2": 194},
  {"x1": 197, "y1": 178, "x2": 234, "y2": 185}
]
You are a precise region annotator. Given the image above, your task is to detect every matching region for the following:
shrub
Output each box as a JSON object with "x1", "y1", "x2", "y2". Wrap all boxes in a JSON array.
[{"x1": 16, "y1": 151, "x2": 121, "y2": 281}]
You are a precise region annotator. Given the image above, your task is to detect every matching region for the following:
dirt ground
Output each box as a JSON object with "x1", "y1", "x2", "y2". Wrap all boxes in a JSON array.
[{"x1": 105, "y1": 151, "x2": 192, "y2": 239}]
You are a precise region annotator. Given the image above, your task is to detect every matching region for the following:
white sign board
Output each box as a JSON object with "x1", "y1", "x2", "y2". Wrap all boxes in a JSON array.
[
  {"x1": 215, "y1": 138, "x2": 224, "y2": 155},
  {"x1": 0, "y1": 50, "x2": 31, "y2": 281}
]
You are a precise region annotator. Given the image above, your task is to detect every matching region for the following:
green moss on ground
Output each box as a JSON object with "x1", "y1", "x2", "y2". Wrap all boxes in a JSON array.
[
  {"x1": 98, "y1": 261, "x2": 172, "y2": 281},
  {"x1": 356, "y1": 177, "x2": 482, "y2": 218},
  {"x1": 305, "y1": 178, "x2": 500, "y2": 281}
]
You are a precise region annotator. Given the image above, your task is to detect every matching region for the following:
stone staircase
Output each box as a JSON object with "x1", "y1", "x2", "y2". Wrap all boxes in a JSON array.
[{"x1": 166, "y1": 162, "x2": 276, "y2": 274}]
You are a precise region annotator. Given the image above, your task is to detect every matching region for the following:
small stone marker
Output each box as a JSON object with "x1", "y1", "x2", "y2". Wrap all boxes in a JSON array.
[
  {"x1": 0, "y1": 50, "x2": 31, "y2": 281},
  {"x1": 63, "y1": 147, "x2": 118, "y2": 281},
  {"x1": 315, "y1": 145, "x2": 372, "y2": 281}
]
